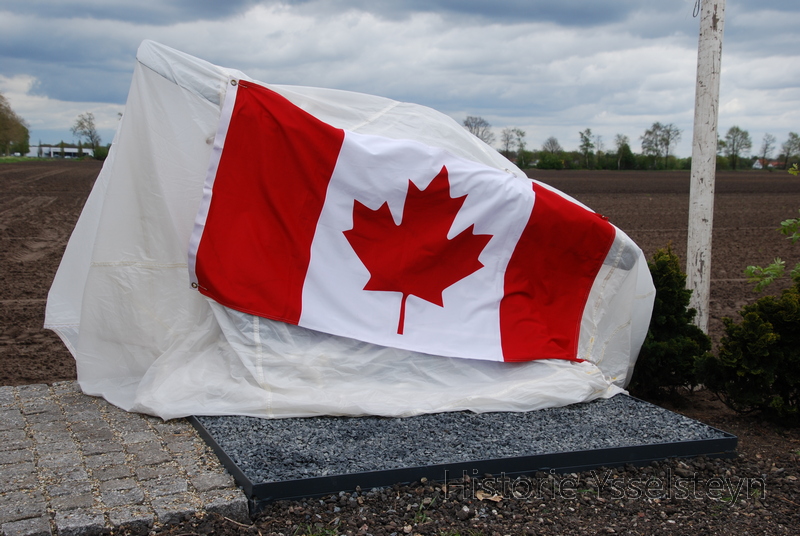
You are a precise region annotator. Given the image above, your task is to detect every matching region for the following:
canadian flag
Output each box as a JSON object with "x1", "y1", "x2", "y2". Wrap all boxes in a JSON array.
[{"x1": 188, "y1": 80, "x2": 615, "y2": 363}]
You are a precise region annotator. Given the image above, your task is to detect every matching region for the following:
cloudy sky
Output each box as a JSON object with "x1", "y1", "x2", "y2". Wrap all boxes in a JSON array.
[{"x1": 1, "y1": 0, "x2": 798, "y2": 158}]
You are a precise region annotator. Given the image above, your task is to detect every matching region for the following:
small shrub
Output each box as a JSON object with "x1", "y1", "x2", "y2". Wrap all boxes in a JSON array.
[
  {"x1": 628, "y1": 246, "x2": 712, "y2": 398},
  {"x1": 697, "y1": 283, "x2": 800, "y2": 424}
]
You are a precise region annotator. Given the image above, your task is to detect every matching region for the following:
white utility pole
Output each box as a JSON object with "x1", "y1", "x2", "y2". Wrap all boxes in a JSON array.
[{"x1": 687, "y1": 0, "x2": 725, "y2": 333}]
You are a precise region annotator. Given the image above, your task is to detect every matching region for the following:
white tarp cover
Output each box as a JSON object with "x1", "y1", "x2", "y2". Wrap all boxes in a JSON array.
[{"x1": 45, "y1": 40, "x2": 655, "y2": 420}]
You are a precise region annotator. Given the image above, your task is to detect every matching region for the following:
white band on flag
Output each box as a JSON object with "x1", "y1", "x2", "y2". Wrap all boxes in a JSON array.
[{"x1": 188, "y1": 77, "x2": 240, "y2": 287}]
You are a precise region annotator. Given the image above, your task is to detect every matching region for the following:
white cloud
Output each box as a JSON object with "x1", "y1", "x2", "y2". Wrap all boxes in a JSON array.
[
  {"x1": 0, "y1": 1, "x2": 797, "y2": 155},
  {"x1": 0, "y1": 74, "x2": 123, "y2": 144}
]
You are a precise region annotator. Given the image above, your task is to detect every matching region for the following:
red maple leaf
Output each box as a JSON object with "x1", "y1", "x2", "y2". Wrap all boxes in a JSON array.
[{"x1": 343, "y1": 165, "x2": 493, "y2": 334}]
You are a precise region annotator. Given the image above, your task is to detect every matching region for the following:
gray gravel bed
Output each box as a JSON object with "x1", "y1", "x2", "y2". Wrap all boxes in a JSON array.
[{"x1": 195, "y1": 394, "x2": 731, "y2": 484}]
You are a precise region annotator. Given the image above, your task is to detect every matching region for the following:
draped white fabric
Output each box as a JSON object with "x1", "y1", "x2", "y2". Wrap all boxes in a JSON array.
[{"x1": 44, "y1": 40, "x2": 654, "y2": 419}]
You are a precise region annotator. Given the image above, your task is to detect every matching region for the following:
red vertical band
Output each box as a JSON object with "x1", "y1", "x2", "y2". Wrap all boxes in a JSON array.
[
  {"x1": 194, "y1": 83, "x2": 345, "y2": 324},
  {"x1": 500, "y1": 183, "x2": 615, "y2": 361}
]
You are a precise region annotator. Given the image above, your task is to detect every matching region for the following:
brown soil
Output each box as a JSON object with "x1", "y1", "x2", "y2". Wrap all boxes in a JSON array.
[
  {"x1": 2, "y1": 162, "x2": 799, "y2": 535},
  {"x1": 0, "y1": 160, "x2": 100, "y2": 385}
]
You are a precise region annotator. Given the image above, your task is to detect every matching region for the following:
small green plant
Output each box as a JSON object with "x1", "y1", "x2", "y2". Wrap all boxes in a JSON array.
[
  {"x1": 746, "y1": 164, "x2": 800, "y2": 291},
  {"x1": 628, "y1": 246, "x2": 712, "y2": 397},
  {"x1": 413, "y1": 504, "x2": 430, "y2": 524},
  {"x1": 413, "y1": 495, "x2": 437, "y2": 524}
]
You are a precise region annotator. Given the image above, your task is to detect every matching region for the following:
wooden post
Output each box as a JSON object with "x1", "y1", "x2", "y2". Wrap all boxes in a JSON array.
[{"x1": 687, "y1": 0, "x2": 725, "y2": 333}]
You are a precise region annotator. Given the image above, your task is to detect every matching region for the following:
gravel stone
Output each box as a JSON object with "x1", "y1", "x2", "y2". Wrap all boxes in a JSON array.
[
  {"x1": 0, "y1": 386, "x2": 17, "y2": 408},
  {"x1": 79, "y1": 440, "x2": 124, "y2": 456},
  {"x1": 49, "y1": 493, "x2": 96, "y2": 512},
  {"x1": 200, "y1": 489, "x2": 249, "y2": 522},
  {"x1": 0, "y1": 409, "x2": 25, "y2": 431},
  {"x1": 46, "y1": 480, "x2": 93, "y2": 498},
  {"x1": 142, "y1": 476, "x2": 188, "y2": 497},
  {"x1": 0, "y1": 491, "x2": 47, "y2": 524},
  {"x1": 53, "y1": 509, "x2": 106, "y2": 536},
  {"x1": 101, "y1": 486, "x2": 146, "y2": 507},
  {"x1": 127, "y1": 443, "x2": 172, "y2": 466},
  {"x1": 82, "y1": 452, "x2": 127, "y2": 468},
  {"x1": 0, "y1": 515, "x2": 52, "y2": 536},
  {"x1": 107, "y1": 506, "x2": 154, "y2": 536},
  {"x1": 0, "y1": 464, "x2": 39, "y2": 492},
  {"x1": 90, "y1": 465, "x2": 133, "y2": 482},
  {"x1": 0, "y1": 448, "x2": 35, "y2": 465},
  {"x1": 134, "y1": 464, "x2": 179, "y2": 481},
  {"x1": 191, "y1": 472, "x2": 235, "y2": 492},
  {"x1": 36, "y1": 451, "x2": 82, "y2": 469},
  {"x1": 119, "y1": 430, "x2": 159, "y2": 444},
  {"x1": 195, "y1": 395, "x2": 731, "y2": 484},
  {"x1": 151, "y1": 494, "x2": 196, "y2": 525}
]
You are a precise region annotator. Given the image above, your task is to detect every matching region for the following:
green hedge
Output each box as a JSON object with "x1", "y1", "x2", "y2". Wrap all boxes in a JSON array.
[{"x1": 628, "y1": 246, "x2": 711, "y2": 398}]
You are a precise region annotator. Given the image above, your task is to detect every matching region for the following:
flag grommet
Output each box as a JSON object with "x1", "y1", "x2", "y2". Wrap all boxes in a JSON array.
[{"x1": 230, "y1": 79, "x2": 238, "y2": 86}]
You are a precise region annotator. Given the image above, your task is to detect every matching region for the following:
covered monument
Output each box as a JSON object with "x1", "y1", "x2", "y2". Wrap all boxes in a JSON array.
[{"x1": 45, "y1": 41, "x2": 655, "y2": 419}]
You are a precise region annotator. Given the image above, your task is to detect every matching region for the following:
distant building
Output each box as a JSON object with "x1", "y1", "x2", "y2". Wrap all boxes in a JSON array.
[
  {"x1": 26, "y1": 145, "x2": 95, "y2": 158},
  {"x1": 752, "y1": 158, "x2": 782, "y2": 170}
]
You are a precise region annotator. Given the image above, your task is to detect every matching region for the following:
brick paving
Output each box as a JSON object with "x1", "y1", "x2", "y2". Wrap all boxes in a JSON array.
[{"x1": 0, "y1": 382, "x2": 248, "y2": 536}]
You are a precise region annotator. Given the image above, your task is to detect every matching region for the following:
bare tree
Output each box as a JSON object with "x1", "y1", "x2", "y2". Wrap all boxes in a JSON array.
[
  {"x1": 542, "y1": 136, "x2": 562, "y2": 154},
  {"x1": 614, "y1": 134, "x2": 629, "y2": 170},
  {"x1": 463, "y1": 116, "x2": 495, "y2": 146},
  {"x1": 723, "y1": 126, "x2": 752, "y2": 170},
  {"x1": 500, "y1": 127, "x2": 515, "y2": 154},
  {"x1": 512, "y1": 128, "x2": 526, "y2": 152},
  {"x1": 579, "y1": 128, "x2": 594, "y2": 168},
  {"x1": 593, "y1": 134, "x2": 605, "y2": 155},
  {"x1": 71, "y1": 112, "x2": 101, "y2": 151},
  {"x1": 641, "y1": 122, "x2": 665, "y2": 167},
  {"x1": 759, "y1": 133, "x2": 777, "y2": 169},
  {"x1": 661, "y1": 123, "x2": 682, "y2": 163},
  {"x1": 782, "y1": 132, "x2": 800, "y2": 169}
]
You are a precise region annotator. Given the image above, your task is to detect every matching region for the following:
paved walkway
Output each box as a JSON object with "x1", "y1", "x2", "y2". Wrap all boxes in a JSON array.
[{"x1": 0, "y1": 382, "x2": 248, "y2": 536}]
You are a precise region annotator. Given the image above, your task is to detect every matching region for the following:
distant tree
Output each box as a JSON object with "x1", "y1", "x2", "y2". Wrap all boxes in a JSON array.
[
  {"x1": 641, "y1": 122, "x2": 682, "y2": 169},
  {"x1": 462, "y1": 116, "x2": 495, "y2": 145},
  {"x1": 71, "y1": 112, "x2": 101, "y2": 151},
  {"x1": 723, "y1": 126, "x2": 752, "y2": 170},
  {"x1": 513, "y1": 128, "x2": 526, "y2": 153},
  {"x1": 641, "y1": 123, "x2": 665, "y2": 168},
  {"x1": 499, "y1": 127, "x2": 526, "y2": 158},
  {"x1": 593, "y1": 133, "x2": 605, "y2": 155},
  {"x1": 536, "y1": 152, "x2": 564, "y2": 170},
  {"x1": 500, "y1": 127, "x2": 515, "y2": 155},
  {"x1": 759, "y1": 133, "x2": 777, "y2": 169},
  {"x1": 0, "y1": 92, "x2": 29, "y2": 156},
  {"x1": 661, "y1": 123, "x2": 682, "y2": 165},
  {"x1": 614, "y1": 134, "x2": 629, "y2": 170},
  {"x1": 782, "y1": 132, "x2": 800, "y2": 169},
  {"x1": 613, "y1": 134, "x2": 637, "y2": 170},
  {"x1": 578, "y1": 128, "x2": 594, "y2": 168},
  {"x1": 516, "y1": 149, "x2": 534, "y2": 169},
  {"x1": 541, "y1": 136, "x2": 563, "y2": 154}
]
